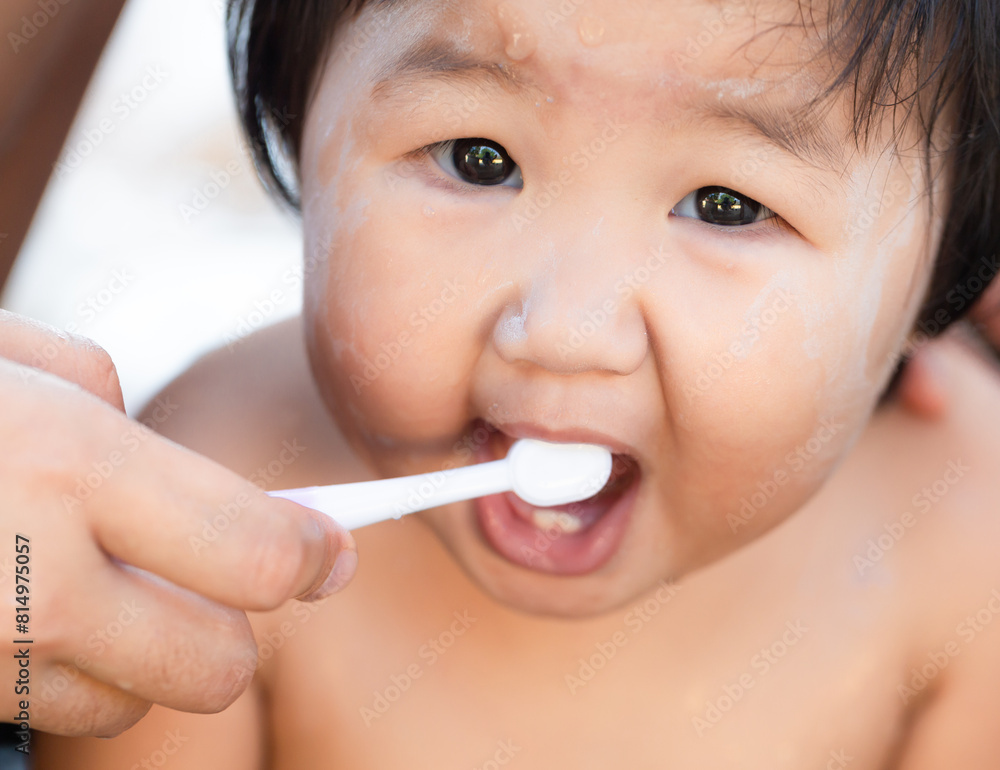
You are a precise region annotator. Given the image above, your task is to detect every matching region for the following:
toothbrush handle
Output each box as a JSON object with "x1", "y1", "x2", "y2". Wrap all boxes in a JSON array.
[{"x1": 268, "y1": 459, "x2": 512, "y2": 530}]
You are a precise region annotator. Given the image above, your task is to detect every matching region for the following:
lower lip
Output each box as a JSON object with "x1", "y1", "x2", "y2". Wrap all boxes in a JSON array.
[{"x1": 473, "y1": 446, "x2": 640, "y2": 576}]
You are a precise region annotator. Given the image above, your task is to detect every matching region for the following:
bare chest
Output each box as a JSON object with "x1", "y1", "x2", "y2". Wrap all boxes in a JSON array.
[{"x1": 259, "y1": 540, "x2": 914, "y2": 770}]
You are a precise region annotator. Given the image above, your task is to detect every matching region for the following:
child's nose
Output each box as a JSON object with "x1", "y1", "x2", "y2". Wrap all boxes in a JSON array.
[{"x1": 491, "y1": 261, "x2": 649, "y2": 376}]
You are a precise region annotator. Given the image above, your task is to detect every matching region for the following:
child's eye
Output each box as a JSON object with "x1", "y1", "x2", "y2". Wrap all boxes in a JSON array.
[
  {"x1": 429, "y1": 138, "x2": 523, "y2": 188},
  {"x1": 672, "y1": 186, "x2": 776, "y2": 226}
]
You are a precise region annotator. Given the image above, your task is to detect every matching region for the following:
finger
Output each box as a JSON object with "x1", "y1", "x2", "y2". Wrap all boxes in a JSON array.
[
  {"x1": 1, "y1": 358, "x2": 354, "y2": 612},
  {"x1": 54, "y1": 562, "x2": 259, "y2": 715},
  {"x1": 0, "y1": 309, "x2": 125, "y2": 411},
  {"x1": 30, "y1": 663, "x2": 151, "y2": 738},
  {"x1": 68, "y1": 396, "x2": 356, "y2": 609}
]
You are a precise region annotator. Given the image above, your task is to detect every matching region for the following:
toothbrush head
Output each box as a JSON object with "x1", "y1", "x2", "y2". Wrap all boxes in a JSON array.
[{"x1": 507, "y1": 439, "x2": 613, "y2": 508}]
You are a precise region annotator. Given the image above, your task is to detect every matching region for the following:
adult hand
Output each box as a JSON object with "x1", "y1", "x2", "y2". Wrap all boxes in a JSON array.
[{"x1": 0, "y1": 310, "x2": 356, "y2": 737}]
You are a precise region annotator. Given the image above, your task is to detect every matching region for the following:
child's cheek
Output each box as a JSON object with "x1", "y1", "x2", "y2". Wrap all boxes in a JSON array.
[
  {"x1": 307, "y1": 193, "x2": 488, "y2": 445},
  {"x1": 659, "y1": 180, "x2": 933, "y2": 542},
  {"x1": 641, "y1": 247, "x2": 896, "y2": 546},
  {"x1": 670, "y1": 281, "x2": 838, "y2": 494},
  {"x1": 839, "y1": 161, "x2": 937, "y2": 372}
]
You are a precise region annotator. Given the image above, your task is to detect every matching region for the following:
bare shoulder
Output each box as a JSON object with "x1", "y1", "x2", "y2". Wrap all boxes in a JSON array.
[
  {"x1": 142, "y1": 316, "x2": 366, "y2": 488},
  {"x1": 919, "y1": 331, "x2": 1000, "y2": 550},
  {"x1": 885, "y1": 332, "x2": 1000, "y2": 765},
  {"x1": 878, "y1": 330, "x2": 1000, "y2": 594}
]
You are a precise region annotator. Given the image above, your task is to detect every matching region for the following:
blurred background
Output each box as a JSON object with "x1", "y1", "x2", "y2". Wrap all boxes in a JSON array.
[{"x1": 1, "y1": 0, "x2": 302, "y2": 414}]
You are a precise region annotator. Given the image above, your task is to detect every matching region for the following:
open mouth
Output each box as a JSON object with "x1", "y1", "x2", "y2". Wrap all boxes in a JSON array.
[{"x1": 471, "y1": 420, "x2": 642, "y2": 575}]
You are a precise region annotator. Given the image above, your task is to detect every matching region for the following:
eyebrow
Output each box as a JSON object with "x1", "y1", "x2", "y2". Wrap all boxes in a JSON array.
[
  {"x1": 699, "y1": 98, "x2": 846, "y2": 171},
  {"x1": 371, "y1": 38, "x2": 845, "y2": 171},
  {"x1": 370, "y1": 37, "x2": 534, "y2": 101}
]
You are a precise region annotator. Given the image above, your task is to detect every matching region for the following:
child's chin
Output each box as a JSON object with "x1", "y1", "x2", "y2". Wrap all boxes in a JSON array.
[
  {"x1": 471, "y1": 560, "x2": 668, "y2": 619},
  {"x1": 485, "y1": 580, "x2": 643, "y2": 618}
]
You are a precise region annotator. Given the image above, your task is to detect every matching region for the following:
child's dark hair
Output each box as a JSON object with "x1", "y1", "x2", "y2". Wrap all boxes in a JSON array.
[{"x1": 226, "y1": 0, "x2": 999, "y2": 337}]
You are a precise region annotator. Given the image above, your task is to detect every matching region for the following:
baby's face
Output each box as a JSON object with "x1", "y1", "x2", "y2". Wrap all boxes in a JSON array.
[{"x1": 299, "y1": 0, "x2": 942, "y2": 615}]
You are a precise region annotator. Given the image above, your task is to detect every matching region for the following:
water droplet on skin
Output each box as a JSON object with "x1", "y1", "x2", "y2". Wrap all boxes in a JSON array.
[
  {"x1": 578, "y1": 16, "x2": 605, "y2": 46},
  {"x1": 496, "y1": 2, "x2": 537, "y2": 61}
]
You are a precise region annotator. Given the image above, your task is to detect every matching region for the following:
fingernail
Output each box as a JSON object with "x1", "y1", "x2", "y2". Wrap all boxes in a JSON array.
[{"x1": 301, "y1": 547, "x2": 357, "y2": 602}]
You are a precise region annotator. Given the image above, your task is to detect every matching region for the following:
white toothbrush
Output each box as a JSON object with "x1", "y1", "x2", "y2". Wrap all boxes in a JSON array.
[{"x1": 269, "y1": 439, "x2": 613, "y2": 531}]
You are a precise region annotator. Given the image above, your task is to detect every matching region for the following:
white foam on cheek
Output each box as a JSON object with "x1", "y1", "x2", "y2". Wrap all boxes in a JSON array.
[
  {"x1": 802, "y1": 336, "x2": 822, "y2": 359},
  {"x1": 832, "y1": 251, "x2": 894, "y2": 412},
  {"x1": 325, "y1": 124, "x2": 372, "y2": 230},
  {"x1": 301, "y1": 164, "x2": 372, "y2": 371},
  {"x1": 823, "y1": 255, "x2": 879, "y2": 395},
  {"x1": 852, "y1": 257, "x2": 888, "y2": 366},
  {"x1": 339, "y1": 196, "x2": 372, "y2": 237},
  {"x1": 826, "y1": 163, "x2": 904, "y2": 394},
  {"x1": 736, "y1": 269, "x2": 796, "y2": 358},
  {"x1": 865, "y1": 193, "x2": 929, "y2": 369},
  {"x1": 794, "y1": 285, "x2": 830, "y2": 357},
  {"x1": 777, "y1": 242, "x2": 834, "y2": 365}
]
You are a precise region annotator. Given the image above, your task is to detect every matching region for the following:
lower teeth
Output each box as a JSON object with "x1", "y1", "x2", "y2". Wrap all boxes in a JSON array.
[{"x1": 530, "y1": 509, "x2": 583, "y2": 534}]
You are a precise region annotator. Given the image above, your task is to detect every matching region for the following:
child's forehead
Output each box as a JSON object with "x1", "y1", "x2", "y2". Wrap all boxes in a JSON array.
[
  {"x1": 348, "y1": 0, "x2": 854, "y2": 169},
  {"x1": 361, "y1": 0, "x2": 818, "y2": 85}
]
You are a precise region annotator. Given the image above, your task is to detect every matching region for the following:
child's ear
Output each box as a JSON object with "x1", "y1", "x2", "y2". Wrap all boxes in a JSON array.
[
  {"x1": 897, "y1": 343, "x2": 950, "y2": 420},
  {"x1": 970, "y1": 279, "x2": 1000, "y2": 350}
]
